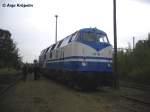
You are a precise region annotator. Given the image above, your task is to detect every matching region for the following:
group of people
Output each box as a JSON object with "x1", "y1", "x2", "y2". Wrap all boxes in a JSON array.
[{"x1": 22, "y1": 60, "x2": 40, "y2": 81}]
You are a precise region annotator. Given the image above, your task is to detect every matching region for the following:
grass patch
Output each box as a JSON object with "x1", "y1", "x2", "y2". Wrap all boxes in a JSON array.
[{"x1": 0, "y1": 68, "x2": 19, "y2": 75}]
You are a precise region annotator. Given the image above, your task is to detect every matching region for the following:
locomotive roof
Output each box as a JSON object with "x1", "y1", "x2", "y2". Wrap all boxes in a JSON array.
[
  {"x1": 40, "y1": 28, "x2": 108, "y2": 56},
  {"x1": 79, "y1": 28, "x2": 106, "y2": 35}
]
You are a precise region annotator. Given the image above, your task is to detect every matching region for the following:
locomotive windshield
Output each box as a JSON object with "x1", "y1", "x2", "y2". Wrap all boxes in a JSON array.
[{"x1": 82, "y1": 32, "x2": 109, "y2": 43}]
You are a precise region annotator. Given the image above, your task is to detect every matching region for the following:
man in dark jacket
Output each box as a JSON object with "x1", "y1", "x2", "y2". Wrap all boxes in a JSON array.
[
  {"x1": 22, "y1": 64, "x2": 28, "y2": 81},
  {"x1": 33, "y1": 60, "x2": 40, "y2": 80}
]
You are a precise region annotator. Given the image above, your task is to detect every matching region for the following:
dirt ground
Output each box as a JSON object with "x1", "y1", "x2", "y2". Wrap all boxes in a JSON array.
[{"x1": 0, "y1": 73, "x2": 150, "y2": 112}]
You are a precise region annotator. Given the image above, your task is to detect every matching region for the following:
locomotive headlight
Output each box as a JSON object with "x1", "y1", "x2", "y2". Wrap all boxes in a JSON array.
[
  {"x1": 82, "y1": 62, "x2": 87, "y2": 66},
  {"x1": 107, "y1": 62, "x2": 112, "y2": 68},
  {"x1": 82, "y1": 57, "x2": 87, "y2": 66}
]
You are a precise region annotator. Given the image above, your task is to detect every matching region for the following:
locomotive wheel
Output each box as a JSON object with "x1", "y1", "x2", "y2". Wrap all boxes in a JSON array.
[
  {"x1": 76, "y1": 78, "x2": 98, "y2": 91},
  {"x1": 78, "y1": 83, "x2": 98, "y2": 91}
]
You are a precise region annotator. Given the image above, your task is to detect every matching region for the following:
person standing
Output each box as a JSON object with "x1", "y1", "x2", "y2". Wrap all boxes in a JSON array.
[
  {"x1": 33, "y1": 60, "x2": 40, "y2": 80},
  {"x1": 22, "y1": 64, "x2": 28, "y2": 81}
]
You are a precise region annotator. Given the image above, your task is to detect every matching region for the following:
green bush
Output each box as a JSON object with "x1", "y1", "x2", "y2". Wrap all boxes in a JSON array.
[
  {"x1": 0, "y1": 68, "x2": 18, "y2": 75},
  {"x1": 117, "y1": 34, "x2": 150, "y2": 85}
]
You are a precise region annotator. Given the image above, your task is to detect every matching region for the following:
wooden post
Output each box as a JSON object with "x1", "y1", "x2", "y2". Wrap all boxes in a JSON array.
[{"x1": 113, "y1": 0, "x2": 119, "y2": 89}]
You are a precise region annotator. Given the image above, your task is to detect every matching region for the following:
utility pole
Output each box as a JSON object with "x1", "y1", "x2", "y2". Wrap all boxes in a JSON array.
[
  {"x1": 133, "y1": 37, "x2": 135, "y2": 49},
  {"x1": 113, "y1": 0, "x2": 119, "y2": 89},
  {"x1": 55, "y1": 15, "x2": 58, "y2": 43}
]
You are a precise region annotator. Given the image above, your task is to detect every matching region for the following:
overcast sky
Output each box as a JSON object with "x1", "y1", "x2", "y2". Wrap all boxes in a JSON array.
[{"x1": 0, "y1": 0, "x2": 150, "y2": 63}]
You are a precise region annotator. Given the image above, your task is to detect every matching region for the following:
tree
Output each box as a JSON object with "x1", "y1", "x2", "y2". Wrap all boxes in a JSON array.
[
  {"x1": 0, "y1": 29, "x2": 21, "y2": 68},
  {"x1": 117, "y1": 33, "x2": 150, "y2": 84}
]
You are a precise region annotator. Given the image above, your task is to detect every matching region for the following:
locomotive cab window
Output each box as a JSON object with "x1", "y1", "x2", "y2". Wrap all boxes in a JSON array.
[
  {"x1": 99, "y1": 35, "x2": 109, "y2": 43},
  {"x1": 82, "y1": 32, "x2": 98, "y2": 42},
  {"x1": 82, "y1": 32, "x2": 109, "y2": 43}
]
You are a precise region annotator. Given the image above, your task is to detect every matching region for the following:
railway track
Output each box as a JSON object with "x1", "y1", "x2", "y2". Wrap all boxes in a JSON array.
[
  {"x1": 120, "y1": 94, "x2": 150, "y2": 105},
  {"x1": 119, "y1": 81, "x2": 150, "y2": 107},
  {"x1": 0, "y1": 73, "x2": 22, "y2": 97},
  {"x1": 120, "y1": 80, "x2": 150, "y2": 91},
  {"x1": 119, "y1": 93, "x2": 150, "y2": 112}
]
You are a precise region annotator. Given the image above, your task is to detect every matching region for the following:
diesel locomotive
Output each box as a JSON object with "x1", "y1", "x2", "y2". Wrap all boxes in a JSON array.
[{"x1": 39, "y1": 28, "x2": 113, "y2": 89}]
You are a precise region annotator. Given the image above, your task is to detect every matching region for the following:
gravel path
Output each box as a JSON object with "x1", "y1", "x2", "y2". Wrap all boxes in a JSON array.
[{"x1": 0, "y1": 73, "x2": 150, "y2": 112}]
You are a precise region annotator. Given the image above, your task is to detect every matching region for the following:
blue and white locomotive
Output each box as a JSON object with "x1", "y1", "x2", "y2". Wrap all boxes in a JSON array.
[{"x1": 39, "y1": 28, "x2": 113, "y2": 89}]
